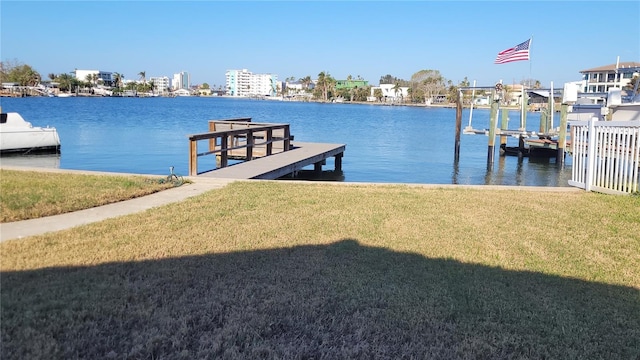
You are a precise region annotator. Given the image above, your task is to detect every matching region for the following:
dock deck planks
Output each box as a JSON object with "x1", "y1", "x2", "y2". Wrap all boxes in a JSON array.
[{"x1": 198, "y1": 142, "x2": 345, "y2": 180}]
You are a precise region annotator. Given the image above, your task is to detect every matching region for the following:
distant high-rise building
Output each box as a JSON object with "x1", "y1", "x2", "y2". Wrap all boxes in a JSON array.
[
  {"x1": 225, "y1": 69, "x2": 277, "y2": 97},
  {"x1": 172, "y1": 71, "x2": 190, "y2": 90}
]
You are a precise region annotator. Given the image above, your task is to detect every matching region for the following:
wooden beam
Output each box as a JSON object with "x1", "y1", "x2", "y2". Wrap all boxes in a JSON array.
[{"x1": 189, "y1": 140, "x2": 198, "y2": 176}]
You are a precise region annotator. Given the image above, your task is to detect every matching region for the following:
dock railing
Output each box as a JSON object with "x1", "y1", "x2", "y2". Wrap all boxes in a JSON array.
[
  {"x1": 569, "y1": 119, "x2": 640, "y2": 195},
  {"x1": 188, "y1": 120, "x2": 291, "y2": 176}
]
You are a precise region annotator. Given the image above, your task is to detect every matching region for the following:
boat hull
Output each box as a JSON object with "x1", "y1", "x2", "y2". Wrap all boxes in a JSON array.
[
  {"x1": 0, "y1": 113, "x2": 61, "y2": 154},
  {"x1": 609, "y1": 103, "x2": 640, "y2": 121}
]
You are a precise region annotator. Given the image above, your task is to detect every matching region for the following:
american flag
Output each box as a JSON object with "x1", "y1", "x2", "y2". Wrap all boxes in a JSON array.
[{"x1": 494, "y1": 39, "x2": 531, "y2": 64}]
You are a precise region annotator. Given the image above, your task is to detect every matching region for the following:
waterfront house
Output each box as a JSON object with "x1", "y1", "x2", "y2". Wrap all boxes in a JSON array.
[
  {"x1": 369, "y1": 84, "x2": 409, "y2": 103},
  {"x1": 335, "y1": 79, "x2": 369, "y2": 90},
  {"x1": 580, "y1": 61, "x2": 639, "y2": 94},
  {"x1": 74, "y1": 70, "x2": 113, "y2": 86}
]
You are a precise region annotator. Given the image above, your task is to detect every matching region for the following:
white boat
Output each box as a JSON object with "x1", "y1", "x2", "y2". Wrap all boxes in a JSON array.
[
  {"x1": 607, "y1": 90, "x2": 640, "y2": 121},
  {"x1": 0, "y1": 112, "x2": 61, "y2": 154},
  {"x1": 56, "y1": 93, "x2": 75, "y2": 98},
  {"x1": 565, "y1": 85, "x2": 640, "y2": 122}
]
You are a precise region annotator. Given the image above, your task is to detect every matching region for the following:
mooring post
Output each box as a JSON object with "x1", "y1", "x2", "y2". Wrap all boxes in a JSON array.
[
  {"x1": 454, "y1": 91, "x2": 462, "y2": 162},
  {"x1": 557, "y1": 103, "x2": 568, "y2": 165},
  {"x1": 520, "y1": 88, "x2": 528, "y2": 131},
  {"x1": 540, "y1": 111, "x2": 548, "y2": 135},
  {"x1": 500, "y1": 108, "x2": 509, "y2": 149},
  {"x1": 487, "y1": 94, "x2": 499, "y2": 166},
  {"x1": 519, "y1": 89, "x2": 527, "y2": 156}
]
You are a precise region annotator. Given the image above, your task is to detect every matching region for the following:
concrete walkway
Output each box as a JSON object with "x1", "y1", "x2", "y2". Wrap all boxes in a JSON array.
[{"x1": 0, "y1": 167, "x2": 233, "y2": 242}]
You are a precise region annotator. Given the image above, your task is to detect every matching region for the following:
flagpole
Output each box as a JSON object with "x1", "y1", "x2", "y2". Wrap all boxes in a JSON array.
[{"x1": 529, "y1": 36, "x2": 533, "y2": 87}]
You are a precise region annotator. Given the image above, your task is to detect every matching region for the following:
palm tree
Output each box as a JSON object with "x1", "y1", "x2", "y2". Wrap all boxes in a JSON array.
[
  {"x1": 56, "y1": 73, "x2": 72, "y2": 92},
  {"x1": 85, "y1": 74, "x2": 94, "y2": 91},
  {"x1": 317, "y1": 71, "x2": 335, "y2": 102},
  {"x1": 270, "y1": 77, "x2": 277, "y2": 96},
  {"x1": 393, "y1": 82, "x2": 401, "y2": 103},
  {"x1": 373, "y1": 88, "x2": 383, "y2": 102},
  {"x1": 300, "y1": 76, "x2": 312, "y2": 92},
  {"x1": 113, "y1": 72, "x2": 123, "y2": 89},
  {"x1": 317, "y1": 72, "x2": 327, "y2": 101},
  {"x1": 138, "y1": 71, "x2": 146, "y2": 86}
]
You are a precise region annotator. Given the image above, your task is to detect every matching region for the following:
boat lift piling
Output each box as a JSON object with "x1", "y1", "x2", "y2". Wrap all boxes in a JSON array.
[
  {"x1": 454, "y1": 92, "x2": 462, "y2": 162},
  {"x1": 487, "y1": 94, "x2": 499, "y2": 166},
  {"x1": 500, "y1": 108, "x2": 509, "y2": 149},
  {"x1": 557, "y1": 103, "x2": 568, "y2": 165},
  {"x1": 519, "y1": 88, "x2": 528, "y2": 154}
]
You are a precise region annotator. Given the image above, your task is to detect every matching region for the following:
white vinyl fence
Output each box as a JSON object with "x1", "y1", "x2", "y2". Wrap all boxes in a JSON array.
[{"x1": 569, "y1": 120, "x2": 640, "y2": 195}]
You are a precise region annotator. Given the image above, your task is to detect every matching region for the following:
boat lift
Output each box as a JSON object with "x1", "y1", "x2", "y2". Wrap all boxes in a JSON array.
[{"x1": 454, "y1": 81, "x2": 568, "y2": 164}]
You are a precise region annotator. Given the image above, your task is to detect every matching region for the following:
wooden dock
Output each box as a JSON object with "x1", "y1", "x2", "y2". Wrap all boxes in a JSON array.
[
  {"x1": 187, "y1": 118, "x2": 345, "y2": 180},
  {"x1": 198, "y1": 142, "x2": 345, "y2": 180}
]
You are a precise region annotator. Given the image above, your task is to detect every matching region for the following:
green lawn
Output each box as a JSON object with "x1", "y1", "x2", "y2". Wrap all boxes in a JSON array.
[
  {"x1": 0, "y1": 169, "x2": 180, "y2": 222},
  {"x1": 1, "y1": 181, "x2": 639, "y2": 359}
]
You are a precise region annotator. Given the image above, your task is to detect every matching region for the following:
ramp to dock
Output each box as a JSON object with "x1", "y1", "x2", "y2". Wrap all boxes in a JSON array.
[{"x1": 199, "y1": 142, "x2": 345, "y2": 180}]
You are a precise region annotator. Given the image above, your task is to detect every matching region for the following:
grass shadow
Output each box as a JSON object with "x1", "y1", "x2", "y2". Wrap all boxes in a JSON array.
[{"x1": 2, "y1": 239, "x2": 638, "y2": 359}]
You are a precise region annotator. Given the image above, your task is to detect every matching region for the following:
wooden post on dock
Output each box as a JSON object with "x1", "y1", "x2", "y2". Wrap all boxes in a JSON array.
[
  {"x1": 519, "y1": 90, "x2": 527, "y2": 155},
  {"x1": 557, "y1": 103, "x2": 568, "y2": 165},
  {"x1": 540, "y1": 110, "x2": 548, "y2": 134},
  {"x1": 487, "y1": 93, "x2": 499, "y2": 166},
  {"x1": 189, "y1": 140, "x2": 198, "y2": 176},
  {"x1": 500, "y1": 108, "x2": 509, "y2": 148},
  {"x1": 454, "y1": 91, "x2": 462, "y2": 162}
]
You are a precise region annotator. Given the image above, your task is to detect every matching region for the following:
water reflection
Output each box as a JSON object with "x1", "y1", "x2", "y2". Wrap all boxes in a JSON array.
[
  {"x1": 452, "y1": 151, "x2": 571, "y2": 187},
  {"x1": 0, "y1": 154, "x2": 61, "y2": 169}
]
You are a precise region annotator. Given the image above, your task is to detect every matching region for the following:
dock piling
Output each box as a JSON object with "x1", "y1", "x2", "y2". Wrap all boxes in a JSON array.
[
  {"x1": 557, "y1": 103, "x2": 568, "y2": 165},
  {"x1": 487, "y1": 94, "x2": 499, "y2": 166},
  {"x1": 454, "y1": 91, "x2": 462, "y2": 162},
  {"x1": 540, "y1": 111, "x2": 547, "y2": 134},
  {"x1": 335, "y1": 153, "x2": 343, "y2": 171},
  {"x1": 500, "y1": 108, "x2": 509, "y2": 148}
]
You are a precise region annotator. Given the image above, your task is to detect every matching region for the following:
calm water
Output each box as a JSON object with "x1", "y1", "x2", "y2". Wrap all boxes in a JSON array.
[{"x1": 0, "y1": 96, "x2": 572, "y2": 186}]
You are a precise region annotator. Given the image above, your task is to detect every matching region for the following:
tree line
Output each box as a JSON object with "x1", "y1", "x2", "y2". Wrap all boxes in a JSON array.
[{"x1": 6, "y1": 60, "x2": 587, "y2": 103}]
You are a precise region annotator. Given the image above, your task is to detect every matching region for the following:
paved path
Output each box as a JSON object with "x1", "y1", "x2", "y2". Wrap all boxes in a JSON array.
[{"x1": 0, "y1": 167, "x2": 233, "y2": 242}]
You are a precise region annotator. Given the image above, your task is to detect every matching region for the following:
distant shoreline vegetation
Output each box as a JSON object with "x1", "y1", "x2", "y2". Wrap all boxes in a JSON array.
[{"x1": 1, "y1": 59, "x2": 548, "y2": 107}]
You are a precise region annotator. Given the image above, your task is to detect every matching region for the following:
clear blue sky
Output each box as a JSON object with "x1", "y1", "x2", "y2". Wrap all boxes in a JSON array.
[{"x1": 2, "y1": 1, "x2": 638, "y2": 88}]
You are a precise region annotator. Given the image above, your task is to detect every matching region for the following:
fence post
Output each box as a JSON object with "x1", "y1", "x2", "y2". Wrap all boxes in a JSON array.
[{"x1": 585, "y1": 119, "x2": 597, "y2": 192}]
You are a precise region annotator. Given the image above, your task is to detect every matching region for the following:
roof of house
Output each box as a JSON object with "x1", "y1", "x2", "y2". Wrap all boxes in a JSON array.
[{"x1": 580, "y1": 62, "x2": 640, "y2": 73}]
